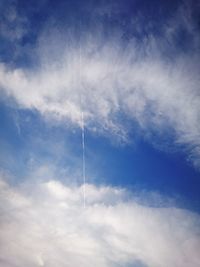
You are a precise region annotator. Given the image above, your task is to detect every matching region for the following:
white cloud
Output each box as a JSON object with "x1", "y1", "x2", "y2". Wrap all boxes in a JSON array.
[
  {"x1": 0, "y1": 2, "x2": 200, "y2": 166},
  {"x1": 0, "y1": 176, "x2": 200, "y2": 267},
  {"x1": 0, "y1": 32, "x2": 200, "y2": 163}
]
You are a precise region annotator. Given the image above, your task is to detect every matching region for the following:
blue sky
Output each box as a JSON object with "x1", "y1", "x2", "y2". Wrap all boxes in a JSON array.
[{"x1": 0, "y1": 1, "x2": 200, "y2": 266}]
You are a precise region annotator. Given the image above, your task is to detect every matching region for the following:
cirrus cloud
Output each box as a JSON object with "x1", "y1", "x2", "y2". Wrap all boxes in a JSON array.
[
  {"x1": 0, "y1": 1, "x2": 200, "y2": 169},
  {"x1": 0, "y1": 32, "x2": 200, "y2": 165}
]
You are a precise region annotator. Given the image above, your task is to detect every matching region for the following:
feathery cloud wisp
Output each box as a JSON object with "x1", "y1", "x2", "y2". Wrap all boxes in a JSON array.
[{"x1": 0, "y1": 32, "x2": 200, "y2": 165}]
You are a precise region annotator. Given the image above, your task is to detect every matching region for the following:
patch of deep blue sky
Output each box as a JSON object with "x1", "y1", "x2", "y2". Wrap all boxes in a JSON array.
[
  {"x1": 1, "y1": 0, "x2": 199, "y2": 65},
  {"x1": 0, "y1": 0, "x2": 200, "y2": 211},
  {"x1": 1, "y1": 100, "x2": 200, "y2": 212}
]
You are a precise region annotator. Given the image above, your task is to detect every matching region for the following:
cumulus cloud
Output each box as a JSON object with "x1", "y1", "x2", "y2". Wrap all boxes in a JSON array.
[{"x1": 0, "y1": 176, "x2": 200, "y2": 267}]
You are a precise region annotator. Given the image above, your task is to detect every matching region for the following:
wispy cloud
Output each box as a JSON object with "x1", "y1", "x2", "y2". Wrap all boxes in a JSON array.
[
  {"x1": 0, "y1": 0, "x2": 29, "y2": 64},
  {"x1": 1, "y1": 2, "x2": 199, "y2": 266},
  {"x1": 0, "y1": 14, "x2": 200, "y2": 166},
  {"x1": 0, "y1": 175, "x2": 199, "y2": 267}
]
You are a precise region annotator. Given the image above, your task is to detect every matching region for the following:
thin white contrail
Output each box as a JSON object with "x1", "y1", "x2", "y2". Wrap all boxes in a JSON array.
[
  {"x1": 79, "y1": 35, "x2": 86, "y2": 208},
  {"x1": 81, "y1": 110, "x2": 86, "y2": 208}
]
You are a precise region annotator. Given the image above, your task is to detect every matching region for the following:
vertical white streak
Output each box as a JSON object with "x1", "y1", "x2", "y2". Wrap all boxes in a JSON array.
[
  {"x1": 79, "y1": 35, "x2": 86, "y2": 208},
  {"x1": 81, "y1": 110, "x2": 86, "y2": 208}
]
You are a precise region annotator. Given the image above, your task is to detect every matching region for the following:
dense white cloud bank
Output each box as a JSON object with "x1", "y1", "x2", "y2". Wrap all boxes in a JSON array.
[{"x1": 0, "y1": 176, "x2": 200, "y2": 267}]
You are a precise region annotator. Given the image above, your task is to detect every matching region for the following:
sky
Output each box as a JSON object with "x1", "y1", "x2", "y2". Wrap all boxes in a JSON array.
[{"x1": 0, "y1": 0, "x2": 200, "y2": 266}]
